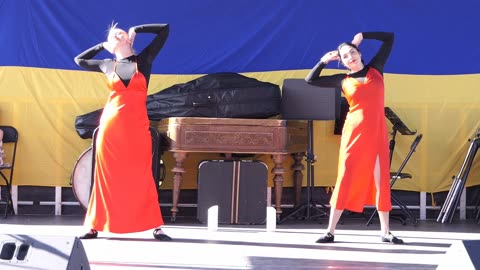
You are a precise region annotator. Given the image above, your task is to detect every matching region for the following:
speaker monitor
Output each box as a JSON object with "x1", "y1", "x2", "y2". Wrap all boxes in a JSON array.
[{"x1": 0, "y1": 235, "x2": 90, "y2": 270}]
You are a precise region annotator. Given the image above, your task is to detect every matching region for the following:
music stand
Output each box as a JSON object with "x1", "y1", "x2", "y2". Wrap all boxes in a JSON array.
[
  {"x1": 384, "y1": 107, "x2": 416, "y2": 164},
  {"x1": 278, "y1": 79, "x2": 339, "y2": 223}
]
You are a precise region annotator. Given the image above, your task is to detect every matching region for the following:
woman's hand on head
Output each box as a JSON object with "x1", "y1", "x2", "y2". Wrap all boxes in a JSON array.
[
  {"x1": 351, "y1": 33, "x2": 363, "y2": 47},
  {"x1": 128, "y1": 27, "x2": 136, "y2": 46},
  {"x1": 321, "y1": 50, "x2": 339, "y2": 63}
]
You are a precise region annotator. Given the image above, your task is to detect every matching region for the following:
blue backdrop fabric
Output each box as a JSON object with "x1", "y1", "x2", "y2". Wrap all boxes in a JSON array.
[{"x1": 1, "y1": 0, "x2": 479, "y2": 75}]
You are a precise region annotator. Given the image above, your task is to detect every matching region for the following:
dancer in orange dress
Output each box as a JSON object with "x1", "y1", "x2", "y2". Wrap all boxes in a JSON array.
[
  {"x1": 74, "y1": 23, "x2": 171, "y2": 241},
  {"x1": 306, "y1": 32, "x2": 403, "y2": 244}
]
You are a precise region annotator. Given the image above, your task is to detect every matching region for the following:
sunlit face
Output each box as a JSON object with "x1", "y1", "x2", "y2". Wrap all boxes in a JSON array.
[
  {"x1": 339, "y1": 45, "x2": 363, "y2": 72},
  {"x1": 107, "y1": 28, "x2": 129, "y2": 52}
]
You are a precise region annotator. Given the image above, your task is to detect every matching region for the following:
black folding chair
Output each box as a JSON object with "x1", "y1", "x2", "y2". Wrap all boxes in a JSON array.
[
  {"x1": 0, "y1": 126, "x2": 19, "y2": 218},
  {"x1": 366, "y1": 134, "x2": 423, "y2": 226}
]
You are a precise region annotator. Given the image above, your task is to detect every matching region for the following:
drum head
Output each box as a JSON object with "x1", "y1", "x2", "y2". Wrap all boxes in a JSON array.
[{"x1": 71, "y1": 147, "x2": 93, "y2": 210}]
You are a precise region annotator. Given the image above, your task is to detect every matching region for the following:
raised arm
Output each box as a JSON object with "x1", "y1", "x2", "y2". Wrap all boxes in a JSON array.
[
  {"x1": 362, "y1": 32, "x2": 394, "y2": 73},
  {"x1": 305, "y1": 50, "x2": 345, "y2": 88},
  {"x1": 130, "y1": 24, "x2": 169, "y2": 63},
  {"x1": 305, "y1": 60, "x2": 327, "y2": 83},
  {"x1": 74, "y1": 43, "x2": 109, "y2": 73}
]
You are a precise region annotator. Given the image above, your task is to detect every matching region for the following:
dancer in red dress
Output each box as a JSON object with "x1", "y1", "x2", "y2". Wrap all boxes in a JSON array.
[
  {"x1": 306, "y1": 32, "x2": 403, "y2": 244},
  {"x1": 74, "y1": 23, "x2": 171, "y2": 240}
]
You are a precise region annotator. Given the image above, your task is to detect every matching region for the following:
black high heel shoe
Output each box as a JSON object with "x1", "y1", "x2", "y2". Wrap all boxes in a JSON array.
[
  {"x1": 153, "y1": 228, "x2": 172, "y2": 241},
  {"x1": 79, "y1": 229, "x2": 98, "y2": 240}
]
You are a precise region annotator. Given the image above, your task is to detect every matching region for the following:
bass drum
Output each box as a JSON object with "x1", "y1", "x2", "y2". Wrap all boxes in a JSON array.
[{"x1": 70, "y1": 147, "x2": 94, "y2": 210}]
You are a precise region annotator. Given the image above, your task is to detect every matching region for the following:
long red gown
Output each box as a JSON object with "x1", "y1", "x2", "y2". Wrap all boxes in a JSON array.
[
  {"x1": 329, "y1": 67, "x2": 392, "y2": 213},
  {"x1": 84, "y1": 62, "x2": 164, "y2": 233}
]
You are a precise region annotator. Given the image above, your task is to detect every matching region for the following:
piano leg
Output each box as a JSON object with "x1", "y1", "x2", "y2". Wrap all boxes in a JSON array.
[
  {"x1": 171, "y1": 152, "x2": 187, "y2": 222},
  {"x1": 271, "y1": 154, "x2": 286, "y2": 220}
]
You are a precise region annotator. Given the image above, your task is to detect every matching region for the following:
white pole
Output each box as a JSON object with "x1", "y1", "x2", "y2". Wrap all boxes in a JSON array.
[
  {"x1": 266, "y1": 207, "x2": 276, "y2": 232},
  {"x1": 207, "y1": 205, "x2": 219, "y2": 231}
]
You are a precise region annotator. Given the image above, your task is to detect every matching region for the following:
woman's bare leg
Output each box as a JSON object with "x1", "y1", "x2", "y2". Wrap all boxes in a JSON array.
[
  {"x1": 316, "y1": 207, "x2": 343, "y2": 243},
  {"x1": 327, "y1": 208, "x2": 344, "y2": 235},
  {"x1": 374, "y1": 155, "x2": 403, "y2": 243},
  {"x1": 374, "y1": 155, "x2": 390, "y2": 236},
  {"x1": 378, "y1": 210, "x2": 389, "y2": 236}
]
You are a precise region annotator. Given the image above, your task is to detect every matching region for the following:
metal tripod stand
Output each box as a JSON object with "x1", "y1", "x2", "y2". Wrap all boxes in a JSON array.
[
  {"x1": 279, "y1": 120, "x2": 328, "y2": 223},
  {"x1": 437, "y1": 129, "x2": 480, "y2": 224}
]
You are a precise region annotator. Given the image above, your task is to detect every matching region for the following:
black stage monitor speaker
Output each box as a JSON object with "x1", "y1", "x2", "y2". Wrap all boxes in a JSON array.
[
  {"x1": 281, "y1": 79, "x2": 340, "y2": 121},
  {"x1": 0, "y1": 235, "x2": 90, "y2": 270}
]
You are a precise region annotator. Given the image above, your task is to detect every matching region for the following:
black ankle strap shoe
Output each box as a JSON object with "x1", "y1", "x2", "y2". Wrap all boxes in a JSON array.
[
  {"x1": 316, "y1": 232, "x2": 334, "y2": 243},
  {"x1": 381, "y1": 232, "x2": 404, "y2": 244},
  {"x1": 153, "y1": 228, "x2": 172, "y2": 241},
  {"x1": 79, "y1": 229, "x2": 98, "y2": 240}
]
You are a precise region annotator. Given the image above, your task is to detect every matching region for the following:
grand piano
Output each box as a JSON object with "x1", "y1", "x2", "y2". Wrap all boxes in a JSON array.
[{"x1": 154, "y1": 117, "x2": 308, "y2": 221}]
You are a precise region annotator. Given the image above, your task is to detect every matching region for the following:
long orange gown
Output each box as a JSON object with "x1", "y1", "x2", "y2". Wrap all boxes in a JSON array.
[
  {"x1": 84, "y1": 62, "x2": 164, "y2": 233},
  {"x1": 329, "y1": 67, "x2": 392, "y2": 213}
]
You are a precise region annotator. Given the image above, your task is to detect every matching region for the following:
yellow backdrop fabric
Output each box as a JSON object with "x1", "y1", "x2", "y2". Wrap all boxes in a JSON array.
[{"x1": 1, "y1": 66, "x2": 479, "y2": 193}]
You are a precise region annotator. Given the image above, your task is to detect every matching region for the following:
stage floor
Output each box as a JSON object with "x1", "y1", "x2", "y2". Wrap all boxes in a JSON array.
[{"x1": 0, "y1": 215, "x2": 479, "y2": 270}]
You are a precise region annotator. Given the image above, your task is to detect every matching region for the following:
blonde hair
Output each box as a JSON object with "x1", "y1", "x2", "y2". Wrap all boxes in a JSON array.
[
  {"x1": 106, "y1": 21, "x2": 119, "y2": 39},
  {"x1": 105, "y1": 21, "x2": 136, "y2": 55}
]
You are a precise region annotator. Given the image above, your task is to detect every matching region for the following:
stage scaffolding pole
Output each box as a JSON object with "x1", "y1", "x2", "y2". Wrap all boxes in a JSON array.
[{"x1": 437, "y1": 129, "x2": 480, "y2": 223}]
